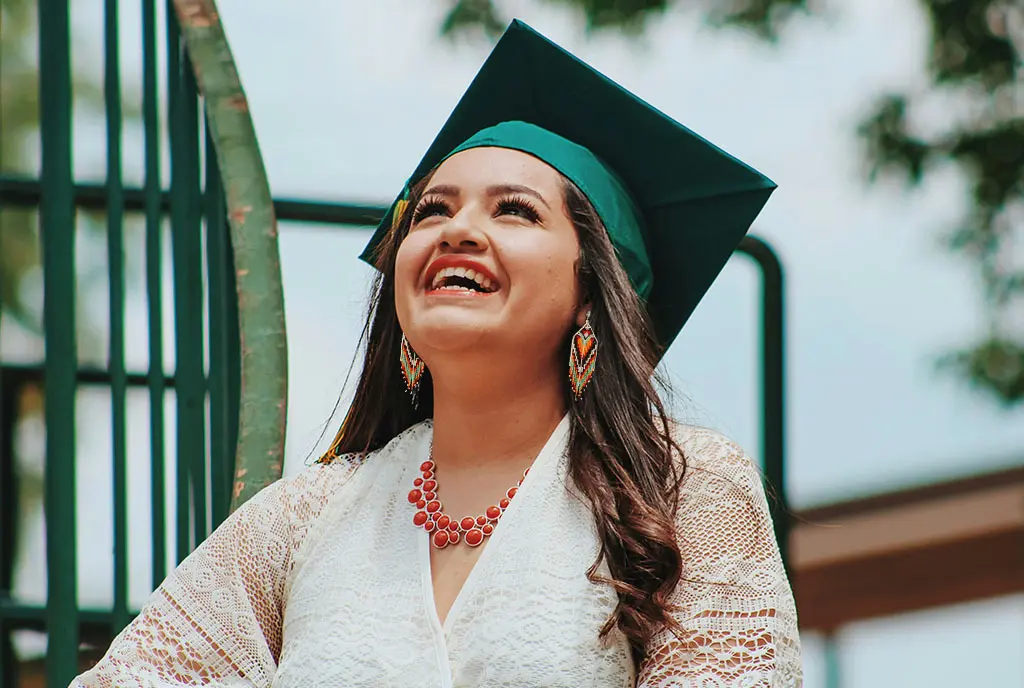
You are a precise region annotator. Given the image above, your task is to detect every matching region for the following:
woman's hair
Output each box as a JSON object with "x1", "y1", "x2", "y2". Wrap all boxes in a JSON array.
[{"x1": 325, "y1": 171, "x2": 686, "y2": 662}]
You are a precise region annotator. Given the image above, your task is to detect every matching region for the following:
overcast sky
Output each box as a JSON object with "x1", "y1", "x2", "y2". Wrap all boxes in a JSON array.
[
  {"x1": 6, "y1": 0, "x2": 1023, "y2": 683},
  {"x1": 205, "y1": 0, "x2": 1024, "y2": 503}
]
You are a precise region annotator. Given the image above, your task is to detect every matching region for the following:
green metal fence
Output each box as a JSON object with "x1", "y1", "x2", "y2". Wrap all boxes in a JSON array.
[
  {"x1": 1, "y1": 1, "x2": 244, "y2": 684},
  {"x1": 0, "y1": 1, "x2": 789, "y2": 685}
]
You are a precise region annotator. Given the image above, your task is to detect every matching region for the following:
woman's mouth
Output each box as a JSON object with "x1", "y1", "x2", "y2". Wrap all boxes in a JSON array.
[{"x1": 427, "y1": 266, "x2": 499, "y2": 294}]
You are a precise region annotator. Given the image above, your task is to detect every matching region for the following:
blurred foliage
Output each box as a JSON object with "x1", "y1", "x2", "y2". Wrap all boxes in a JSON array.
[
  {"x1": 1, "y1": 0, "x2": 141, "y2": 346},
  {"x1": 859, "y1": 1, "x2": 1023, "y2": 407},
  {"x1": 1, "y1": 0, "x2": 49, "y2": 540},
  {"x1": 1, "y1": 0, "x2": 42, "y2": 331},
  {"x1": 441, "y1": 0, "x2": 1024, "y2": 406},
  {"x1": 440, "y1": 0, "x2": 813, "y2": 40}
]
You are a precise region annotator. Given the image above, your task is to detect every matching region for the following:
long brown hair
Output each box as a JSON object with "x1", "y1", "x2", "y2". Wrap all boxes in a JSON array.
[{"x1": 324, "y1": 171, "x2": 686, "y2": 661}]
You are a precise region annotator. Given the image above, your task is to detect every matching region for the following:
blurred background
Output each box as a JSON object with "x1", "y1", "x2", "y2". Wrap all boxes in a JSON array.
[{"x1": 1, "y1": 0, "x2": 1022, "y2": 686}]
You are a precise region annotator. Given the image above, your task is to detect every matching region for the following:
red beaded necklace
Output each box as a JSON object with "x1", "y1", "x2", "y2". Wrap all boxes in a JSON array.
[{"x1": 408, "y1": 458, "x2": 528, "y2": 549}]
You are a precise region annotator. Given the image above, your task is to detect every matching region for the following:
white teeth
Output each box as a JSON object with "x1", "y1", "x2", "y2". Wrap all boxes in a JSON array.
[{"x1": 429, "y1": 265, "x2": 497, "y2": 292}]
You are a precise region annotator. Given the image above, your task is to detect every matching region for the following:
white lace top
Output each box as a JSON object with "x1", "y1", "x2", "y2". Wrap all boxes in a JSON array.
[{"x1": 71, "y1": 418, "x2": 801, "y2": 687}]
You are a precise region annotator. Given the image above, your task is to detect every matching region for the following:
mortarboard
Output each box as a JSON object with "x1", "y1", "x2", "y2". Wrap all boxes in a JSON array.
[{"x1": 360, "y1": 19, "x2": 775, "y2": 352}]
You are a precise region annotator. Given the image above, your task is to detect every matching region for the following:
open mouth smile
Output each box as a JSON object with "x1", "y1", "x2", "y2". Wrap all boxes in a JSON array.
[{"x1": 425, "y1": 259, "x2": 500, "y2": 296}]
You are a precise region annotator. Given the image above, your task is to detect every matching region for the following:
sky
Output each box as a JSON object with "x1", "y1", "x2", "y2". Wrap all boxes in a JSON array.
[
  {"x1": 4, "y1": 0, "x2": 1024, "y2": 683},
  {"x1": 207, "y1": 0, "x2": 1024, "y2": 504}
]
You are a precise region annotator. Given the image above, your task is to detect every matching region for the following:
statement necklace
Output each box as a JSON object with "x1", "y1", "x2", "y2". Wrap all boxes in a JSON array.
[{"x1": 408, "y1": 459, "x2": 528, "y2": 549}]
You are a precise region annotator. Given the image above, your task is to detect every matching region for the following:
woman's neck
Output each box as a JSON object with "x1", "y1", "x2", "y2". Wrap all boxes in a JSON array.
[{"x1": 428, "y1": 361, "x2": 566, "y2": 472}]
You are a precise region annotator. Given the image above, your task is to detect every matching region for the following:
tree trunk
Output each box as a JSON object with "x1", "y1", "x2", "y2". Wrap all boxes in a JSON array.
[{"x1": 171, "y1": 0, "x2": 287, "y2": 510}]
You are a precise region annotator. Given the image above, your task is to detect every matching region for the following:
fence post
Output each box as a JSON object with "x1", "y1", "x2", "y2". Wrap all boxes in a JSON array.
[
  {"x1": 38, "y1": 0, "x2": 80, "y2": 682},
  {"x1": 738, "y1": 235, "x2": 790, "y2": 573},
  {"x1": 0, "y1": 378, "x2": 21, "y2": 686}
]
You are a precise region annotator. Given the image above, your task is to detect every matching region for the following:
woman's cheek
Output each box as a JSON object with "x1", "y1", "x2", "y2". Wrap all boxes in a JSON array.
[{"x1": 395, "y1": 233, "x2": 430, "y2": 288}]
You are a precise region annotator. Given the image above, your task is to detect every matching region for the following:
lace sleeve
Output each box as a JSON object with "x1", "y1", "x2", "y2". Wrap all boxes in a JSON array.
[
  {"x1": 637, "y1": 428, "x2": 802, "y2": 688},
  {"x1": 71, "y1": 479, "x2": 295, "y2": 687}
]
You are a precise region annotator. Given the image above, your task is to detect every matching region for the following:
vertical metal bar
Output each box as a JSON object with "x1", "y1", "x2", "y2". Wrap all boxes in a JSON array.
[
  {"x1": 183, "y1": 61, "x2": 208, "y2": 543},
  {"x1": 225, "y1": 270, "x2": 240, "y2": 501},
  {"x1": 223, "y1": 244, "x2": 241, "y2": 525},
  {"x1": 166, "y1": 6, "x2": 192, "y2": 562},
  {"x1": 143, "y1": 0, "x2": 167, "y2": 588},
  {"x1": 0, "y1": 379, "x2": 20, "y2": 686},
  {"x1": 204, "y1": 131, "x2": 232, "y2": 527},
  {"x1": 38, "y1": 0, "x2": 79, "y2": 682},
  {"x1": 738, "y1": 236, "x2": 790, "y2": 572},
  {"x1": 0, "y1": 628, "x2": 12, "y2": 687},
  {"x1": 0, "y1": 152, "x2": 6, "y2": 688},
  {"x1": 761, "y1": 246, "x2": 788, "y2": 570},
  {"x1": 824, "y1": 632, "x2": 842, "y2": 688},
  {"x1": 0, "y1": 225, "x2": 12, "y2": 685},
  {"x1": 0, "y1": 384, "x2": 16, "y2": 597},
  {"x1": 167, "y1": 5, "x2": 207, "y2": 558},
  {"x1": 104, "y1": 0, "x2": 130, "y2": 634}
]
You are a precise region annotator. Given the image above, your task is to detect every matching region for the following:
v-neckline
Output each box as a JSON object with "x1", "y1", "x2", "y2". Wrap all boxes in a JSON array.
[{"x1": 417, "y1": 415, "x2": 569, "y2": 637}]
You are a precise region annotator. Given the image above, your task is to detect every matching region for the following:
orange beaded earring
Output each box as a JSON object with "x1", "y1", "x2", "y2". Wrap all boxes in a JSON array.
[
  {"x1": 569, "y1": 312, "x2": 598, "y2": 400},
  {"x1": 399, "y1": 333, "x2": 425, "y2": 406}
]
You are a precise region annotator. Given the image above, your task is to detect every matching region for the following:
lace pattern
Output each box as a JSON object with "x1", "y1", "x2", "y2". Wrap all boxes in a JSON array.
[
  {"x1": 637, "y1": 427, "x2": 801, "y2": 687},
  {"x1": 71, "y1": 423, "x2": 800, "y2": 687},
  {"x1": 71, "y1": 462, "x2": 359, "y2": 687}
]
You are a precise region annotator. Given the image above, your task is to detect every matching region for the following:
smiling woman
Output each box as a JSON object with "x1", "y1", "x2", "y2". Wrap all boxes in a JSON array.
[
  {"x1": 397, "y1": 147, "x2": 586, "y2": 382},
  {"x1": 71, "y1": 19, "x2": 801, "y2": 688}
]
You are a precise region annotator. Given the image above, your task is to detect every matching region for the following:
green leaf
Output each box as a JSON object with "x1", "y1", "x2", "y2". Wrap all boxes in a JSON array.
[
  {"x1": 441, "y1": 0, "x2": 507, "y2": 40},
  {"x1": 924, "y1": 0, "x2": 1019, "y2": 88},
  {"x1": 857, "y1": 94, "x2": 936, "y2": 186},
  {"x1": 939, "y1": 337, "x2": 1024, "y2": 405}
]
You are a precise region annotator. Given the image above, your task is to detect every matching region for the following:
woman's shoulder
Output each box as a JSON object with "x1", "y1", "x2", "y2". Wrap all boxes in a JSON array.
[
  {"x1": 224, "y1": 455, "x2": 365, "y2": 538},
  {"x1": 666, "y1": 421, "x2": 765, "y2": 495},
  {"x1": 663, "y1": 422, "x2": 782, "y2": 577},
  {"x1": 269, "y1": 455, "x2": 363, "y2": 524},
  {"x1": 270, "y1": 420, "x2": 435, "y2": 522}
]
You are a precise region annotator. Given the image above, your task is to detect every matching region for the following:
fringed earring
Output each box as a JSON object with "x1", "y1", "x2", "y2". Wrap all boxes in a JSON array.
[
  {"x1": 569, "y1": 312, "x2": 598, "y2": 400},
  {"x1": 400, "y1": 333, "x2": 426, "y2": 407}
]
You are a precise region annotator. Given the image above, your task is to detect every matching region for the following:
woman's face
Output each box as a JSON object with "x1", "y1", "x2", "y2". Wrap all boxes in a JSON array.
[{"x1": 394, "y1": 147, "x2": 584, "y2": 369}]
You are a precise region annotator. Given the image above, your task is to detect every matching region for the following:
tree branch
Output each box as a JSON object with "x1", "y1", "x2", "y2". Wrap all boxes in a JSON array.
[{"x1": 171, "y1": 0, "x2": 289, "y2": 509}]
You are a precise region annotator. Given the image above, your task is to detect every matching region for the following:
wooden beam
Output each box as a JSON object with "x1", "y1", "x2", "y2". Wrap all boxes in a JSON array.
[{"x1": 791, "y1": 467, "x2": 1024, "y2": 631}]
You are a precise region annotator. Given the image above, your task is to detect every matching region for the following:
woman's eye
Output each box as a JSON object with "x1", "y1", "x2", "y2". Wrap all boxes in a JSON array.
[
  {"x1": 412, "y1": 199, "x2": 452, "y2": 224},
  {"x1": 495, "y1": 197, "x2": 540, "y2": 223}
]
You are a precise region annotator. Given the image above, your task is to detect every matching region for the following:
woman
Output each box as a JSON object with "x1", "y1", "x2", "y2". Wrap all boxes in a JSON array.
[{"x1": 73, "y1": 20, "x2": 800, "y2": 687}]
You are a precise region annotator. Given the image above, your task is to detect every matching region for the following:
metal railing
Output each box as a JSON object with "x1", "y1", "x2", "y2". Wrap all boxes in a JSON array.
[{"x1": 2, "y1": 2, "x2": 241, "y2": 684}]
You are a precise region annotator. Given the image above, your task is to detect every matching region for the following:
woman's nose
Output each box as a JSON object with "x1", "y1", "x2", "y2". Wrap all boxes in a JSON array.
[{"x1": 437, "y1": 208, "x2": 488, "y2": 251}]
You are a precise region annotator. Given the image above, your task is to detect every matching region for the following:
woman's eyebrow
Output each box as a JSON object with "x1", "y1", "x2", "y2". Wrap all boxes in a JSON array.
[
  {"x1": 421, "y1": 184, "x2": 460, "y2": 198},
  {"x1": 486, "y1": 184, "x2": 551, "y2": 210}
]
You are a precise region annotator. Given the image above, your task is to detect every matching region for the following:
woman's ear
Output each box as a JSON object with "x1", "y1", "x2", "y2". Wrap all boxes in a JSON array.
[{"x1": 575, "y1": 304, "x2": 591, "y2": 329}]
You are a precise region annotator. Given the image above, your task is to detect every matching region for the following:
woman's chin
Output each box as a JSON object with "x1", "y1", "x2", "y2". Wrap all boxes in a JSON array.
[{"x1": 408, "y1": 317, "x2": 498, "y2": 353}]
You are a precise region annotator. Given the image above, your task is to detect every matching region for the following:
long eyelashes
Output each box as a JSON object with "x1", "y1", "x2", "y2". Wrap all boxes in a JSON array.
[
  {"x1": 495, "y1": 195, "x2": 541, "y2": 223},
  {"x1": 411, "y1": 195, "x2": 542, "y2": 225},
  {"x1": 411, "y1": 196, "x2": 453, "y2": 224}
]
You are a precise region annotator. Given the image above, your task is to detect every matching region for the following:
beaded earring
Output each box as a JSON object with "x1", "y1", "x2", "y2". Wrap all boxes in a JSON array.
[
  {"x1": 569, "y1": 312, "x2": 598, "y2": 400},
  {"x1": 399, "y1": 333, "x2": 425, "y2": 406}
]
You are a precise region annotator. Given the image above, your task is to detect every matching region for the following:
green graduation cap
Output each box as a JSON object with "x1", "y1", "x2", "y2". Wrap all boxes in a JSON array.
[{"x1": 360, "y1": 19, "x2": 776, "y2": 352}]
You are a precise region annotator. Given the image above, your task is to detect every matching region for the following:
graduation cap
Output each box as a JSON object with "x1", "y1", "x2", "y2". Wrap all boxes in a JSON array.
[{"x1": 360, "y1": 19, "x2": 776, "y2": 352}]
